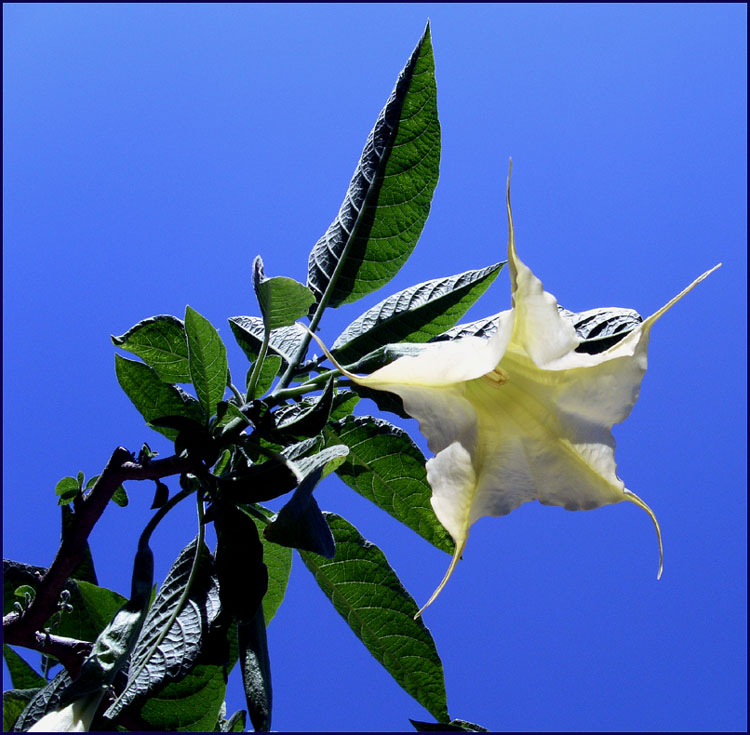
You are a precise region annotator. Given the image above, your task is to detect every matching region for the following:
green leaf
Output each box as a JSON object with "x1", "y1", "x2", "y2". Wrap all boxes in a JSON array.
[
  {"x1": 306, "y1": 23, "x2": 440, "y2": 310},
  {"x1": 229, "y1": 316, "x2": 304, "y2": 366},
  {"x1": 73, "y1": 580, "x2": 128, "y2": 635},
  {"x1": 3, "y1": 688, "x2": 39, "y2": 732},
  {"x1": 136, "y1": 663, "x2": 226, "y2": 732},
  {"x1": 253, "y1": 255, "x2": 315, "y2": 331},
  {"x1": 332, "y1": 263, "x2": 503, "y2": 364},
  {"x1": 249, "y1": 354, "x2": 283, "y2": 397},
  {"x1": 325, "y1": 415, "x2": 453, "y2": 554},
  {"x1": 185, "y1": 306, "x2": 228, "y2": 418},
  {"x1": 55, "y1": 476, "x2": 80, "y2": 505},
  {"x1": 300, "y1": 514, "x2": 449, "y2": 723},
  {"x1": 115, "y1": 354, "x2": 205, "y2": 439},
  {"x1": 13, "y1": 585, "x2": 35, "y2": 601},
  {"x1": 111, "y1": 485, "x2": 129, "y2": 507},
  {"x1": 3, "y1": 645, "x2": 45, "y2": 690},
  {"x1": 431, "y1": 312, "x2": 502, "y2": 342},
  {"x1": 251, "y1": 505, "x2": 293, "y2": 626},
  {"x1": 410, "y1": 718, "x2": 491, "y2": 732},
  {"x1": 111, "y1": 315, "x2": 191, "y2": 383},
  {"x1": 238, "y1": 606, "x2": 272, "y2": 732},
  {"x1": 105, "y1": 537, "x2": 220, "y2": 719}
]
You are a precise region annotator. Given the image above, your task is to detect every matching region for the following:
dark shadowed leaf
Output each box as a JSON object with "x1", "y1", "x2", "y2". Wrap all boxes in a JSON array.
[
  {"x1": 105, "y1": 537, "x2": 220, "y2": 719},
  {"x1": 115, "y1": 354, "x2": 205, "y2": 439},
  {"x1": 264, "y1": 467, "x2": 335, "y2": 558},
  {"x1": 214, "y1": 501, "x2": 268, "y2": 623},
  {"x1": 111, "y1": 315, "x2": 191, "y2": 383},
  {"x1": 229, "y1": 316, "x2": 304, "y2": 366},
  {"x1": 332, "y1": 263, "x2": 503, "y2": 364},
  {"x1": 238, "y1": 606, "x2": 272, "y2": 732},
  {"x1": 185, "y1": 306, "x2": 228, "y2": 418},
  {"x1": 273, "y1": 378, "x2": 335, "y2": 439},
  {"x1": 300, "y1": 514, "x2": 449, "y2": 723},
  {"x1": 325, "y1": 416, "x2": 453, "y2": 554},
  {"x1": 307, "y1": 23, "x2": 440, "y2": 309},
  {"x1": 410, "y1": 718, "x2": 491, "y2": 732}
]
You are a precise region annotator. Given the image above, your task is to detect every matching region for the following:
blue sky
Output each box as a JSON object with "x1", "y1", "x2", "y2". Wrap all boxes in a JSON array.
[{"x1": 3, "y1": 4, "x2": 746, "y2": 732}]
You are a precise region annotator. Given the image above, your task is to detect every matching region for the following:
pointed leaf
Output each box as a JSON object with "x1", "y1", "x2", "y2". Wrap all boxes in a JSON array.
[
  {"x1": 332, "y1": 263, "x2": 503, "y2": 364},
  {"x1": 238, "y1": 606, "x2": 272, "y2": 732},
  {"x1": 115, "y1": 354, "x2": 204, "y2": 439},
  {"x1": 229, "y1": 316, "x2": 304, "y2": 366},
  {"x1": 307, "y1": 23, "x2": 440, "y2": 309},
  {"x1": 325, "y1": 416, "x2": 453, "y2": 554},
  {"x1": 3, "y1": 645, "x2": 45, "y2": 690},
  {"x1": 185, "y1": 306, "x2": 228, "y2": 418},
  {"x1": 111, "y1": 315, "x2": 191, "y2": 383},
  {"x1": 299, "y1": 513, "x2": 449, "y2": 723},
  {"x1": 105, "y1": 537, "x2": 220, "y2": 718},
  {"x1": 264, "y1": 467, "x2": 335, "y2": 558}
]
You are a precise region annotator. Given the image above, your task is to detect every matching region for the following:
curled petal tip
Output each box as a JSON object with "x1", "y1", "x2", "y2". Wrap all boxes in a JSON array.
[
  {"x1": 414, "y1": 540, "x2": 466, "y2": 619},
  {"x1": 625, "y1": 490, "x2": 663, "y2": 581}
]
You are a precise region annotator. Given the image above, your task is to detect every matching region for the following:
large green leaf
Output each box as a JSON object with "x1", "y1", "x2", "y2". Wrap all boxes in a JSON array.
[
  {"x1": 306, "y1": 23, "x2": 440, "y2": 310},
  {"x1": 136, "y1": 663, "x2": 226, "y2": 732},
  {"x1": 325, "y1": 416, "x2": 453, "y2": 554},
  {"x1": 229, "y1": 316, "x2": 304, "y2": 366},
  {"x1": 253, "y1": 256, "x2": 315, "y2": 331},
  {"x1": 105, "y1": 537, "x2": 220, "y2": 719},
  {"x1": 3, "y1": 645, "x2": 45, "y2": 690},
  {"x1": 300, "y1": 514, "x2": 449, "y2": 723},
  {"x1": 111, "y1": 315, "x2": 191, "y2": 383},
  {"x1": 332, "y1": 263, "x2": 503, "y2": 364},
  {"x1": 115, "y1": 354, "x2": 205, "y2": 439},
  {"x1": 184, "y1": 306, "x2": 228, "y2": 418}
]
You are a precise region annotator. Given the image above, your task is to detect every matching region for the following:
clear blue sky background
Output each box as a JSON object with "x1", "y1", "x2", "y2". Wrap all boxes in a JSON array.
[{"x1": 3, "y1": 4, "x2": 746, "y2": 732}]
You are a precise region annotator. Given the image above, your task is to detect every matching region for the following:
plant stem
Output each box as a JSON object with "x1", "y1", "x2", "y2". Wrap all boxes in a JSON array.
[{"x1": 246, "y1": 332, "x2": 270, "y2": 401}]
